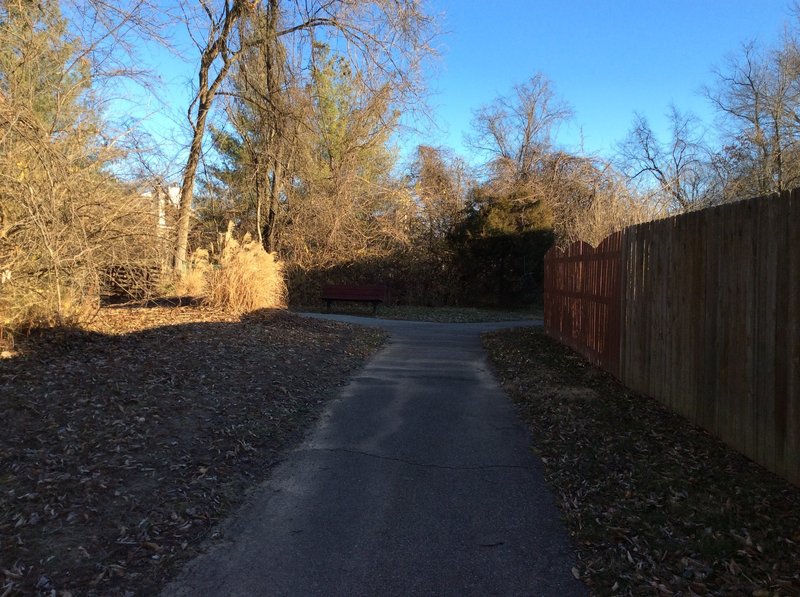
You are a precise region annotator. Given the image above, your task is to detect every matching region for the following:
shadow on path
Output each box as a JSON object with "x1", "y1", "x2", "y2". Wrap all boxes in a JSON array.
[{"x1": 163, "y1": 314, "x2": 586, "y2": 596}]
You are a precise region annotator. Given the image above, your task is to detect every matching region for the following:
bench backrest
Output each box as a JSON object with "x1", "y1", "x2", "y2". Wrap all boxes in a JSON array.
[{"x1": 322, "y1": 284, "x2": 387, "y2": 301}]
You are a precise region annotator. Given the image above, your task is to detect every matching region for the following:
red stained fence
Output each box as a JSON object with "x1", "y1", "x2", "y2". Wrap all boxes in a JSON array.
[
  {"x1": 543, "y1": 231, "x2": 623, "y2": 377},
  {"x1": 543, "y1": 190, "x2": 800, "y2": 485}
]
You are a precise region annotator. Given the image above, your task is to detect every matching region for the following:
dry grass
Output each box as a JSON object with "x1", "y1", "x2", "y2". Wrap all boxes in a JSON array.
[
  {"x1": 169, "y1": 248, "x2": 211, "y2": 299},
  {"x1": 1, "y1": 279, "x2": 100, "y2": 338},
  {"x1": 171, "y1": 225, "x2": 286, "y2": 315},
  {"x1": 205, "y1": 238, "x2": 285, "y2": 314},
  {"x1": 173, "y1": 269, "x2": 207, "y2": 298}
]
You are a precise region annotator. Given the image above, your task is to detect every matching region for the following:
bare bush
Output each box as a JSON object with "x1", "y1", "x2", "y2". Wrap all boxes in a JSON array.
[
  {"x1": 465, "y1": 76, "x2": 660, "y2": 249},
  {"x1": 0, "y1": 102, "x2": 166, "y2": 331},
  {"x1": 0, "y1": 1, "x2": 168, "y2": 334},
  {"x1": 549, "y1": 154, "x2": 661, "y2": 247}
]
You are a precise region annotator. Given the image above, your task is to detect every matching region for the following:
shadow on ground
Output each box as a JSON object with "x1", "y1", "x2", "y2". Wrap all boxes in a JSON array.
[{"x1": 0, "y1": 308, "x2": 385, "y2": 595}]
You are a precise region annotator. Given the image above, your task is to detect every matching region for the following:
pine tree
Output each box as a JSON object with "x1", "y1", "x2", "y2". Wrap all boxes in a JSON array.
[
  {"x1": 197, "y1": 1, "x2": 299, "y2": 253},
  {"x1": 0, "y1": 0, "x2": 93, "y2": 134}
]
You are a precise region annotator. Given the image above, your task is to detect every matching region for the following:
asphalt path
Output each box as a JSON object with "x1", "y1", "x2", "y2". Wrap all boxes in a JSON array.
[{"x1": 162, "y1": 314, "x2": 586, "y2": 597}]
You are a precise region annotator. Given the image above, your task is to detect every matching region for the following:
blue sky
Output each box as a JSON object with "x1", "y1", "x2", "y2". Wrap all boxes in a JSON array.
[
  {"x1": 412, "y1": 0, "x2": 794, "y2": 161},
  {"x1": 123, "y1": 0, "x2": 796, "y2": 175}
]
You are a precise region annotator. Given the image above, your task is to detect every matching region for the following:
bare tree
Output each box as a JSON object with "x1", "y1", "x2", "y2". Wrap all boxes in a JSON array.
[
  {"x1": 617, "y1": 106, "x2": 716, "y2": 211},
  {"x1": 173, "y1": 0, "x2": 250, "y2": 272},
  {"x1": 466, "y1": 74, "x2": 573, "y2": 232},
  {"x1": 547, "y1": 153, "x2": 657, "y2": 246},
  {"x1": 706, "y1": 40, "x2": 800, "y2": 199},
  {"x1": 468, "y1": 73, "x2": 572, "y2": 183},
  {"x1": 0, "y1": 1, "x2": 164, "y2": 328},
  {"x1": 173, "y1": 0, "x2": 436, "y2": 272},
  {"x1": 410, "y1": 144, "x2": 471, "y2": 242},
  {"x1": 238, "y1": 2, "x2": 294, "y2": 252},
  {"x1": 281, "y1": 46, "x2": 406, "y2": 268}
]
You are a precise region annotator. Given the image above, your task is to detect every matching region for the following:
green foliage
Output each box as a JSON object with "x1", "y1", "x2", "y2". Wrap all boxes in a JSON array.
[
  {"x1": 0, "y1": 0, "x2": 94, "y2": 132},
  {"x1": 311, "y1": 43, "x2": 352, "y2": 169},
  {"x1": 450, "y1": 230, "x2": 553, "y2": 307},
  {"x1": 195, "y1": 4, "x2": 293, "y2": 249},
  {"x1": 198, "y1": 124, "x2": 254, "y2": 236},
  {"x1": 306, "y1": 42, "x2": 399, "y2": 188},
  {"x1": 204, "y1": 32, "x2": 406, "y2": 266},
  {"x1": 460, "y1": 186, "x2": 553, "y2": 237}
]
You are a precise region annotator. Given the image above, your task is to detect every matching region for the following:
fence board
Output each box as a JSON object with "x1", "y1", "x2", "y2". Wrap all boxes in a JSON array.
[
  {"x1": 700, "y1": 206, "x2": 720, "y2": 433},
  {"x1": 787, "y1": 189, "x2": 800, "y2": 483},
  {"x1": 545, "y1": 190, "x2": 800, "y2": 485}
]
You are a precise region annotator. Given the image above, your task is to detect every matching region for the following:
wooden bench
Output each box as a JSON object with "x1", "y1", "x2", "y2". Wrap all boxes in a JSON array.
[{"x1": 321, "y1": 284, "x2": 387, "y2": 315}]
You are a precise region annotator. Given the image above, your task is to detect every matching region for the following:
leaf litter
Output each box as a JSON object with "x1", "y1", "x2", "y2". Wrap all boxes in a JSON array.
[
  {"x1": 483, "y1": 328, "x2": 800, "y2": 597},
  {"x1": 0, "y1": 305, "x2": 386, "y2": 595}
]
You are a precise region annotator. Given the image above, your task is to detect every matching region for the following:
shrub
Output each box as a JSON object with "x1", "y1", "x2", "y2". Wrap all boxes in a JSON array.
[
  {"x1": 204, "y1": 225, "x2": 286, "y2": 314},
  {"x1": 0, "y1": 3, "x2": 167, "y2": 335}
]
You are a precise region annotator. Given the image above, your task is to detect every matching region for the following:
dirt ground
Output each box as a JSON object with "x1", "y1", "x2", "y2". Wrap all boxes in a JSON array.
[
  {"x1": 0, "y1": 305, "x2": 385, "y2": 596},
  {"x1": 6, "y1": 309, "x2": 798, "y2": 596},
  {"x1": 484, "y1": 328, "x2": 800, "y2": 596}
]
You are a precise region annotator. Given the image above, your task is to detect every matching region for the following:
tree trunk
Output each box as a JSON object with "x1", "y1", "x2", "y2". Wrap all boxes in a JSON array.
[
  {"x1": 263, "y1": 157, "x2": 284, "y2": 252},
  {"x1": 172, "y1": 0, "x2": 245, "y2": 274},
  {"x1": 173, "y1": 99, "x2": 212, "y2": 272}
]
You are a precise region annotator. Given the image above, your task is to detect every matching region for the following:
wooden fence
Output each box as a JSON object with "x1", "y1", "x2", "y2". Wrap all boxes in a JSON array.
[
  {"x1": 544, "y1": 189, "x2": 800, "y2": 485},
  {"x1": 543, "y1": 232, "x2": 623, "y2": 376}
]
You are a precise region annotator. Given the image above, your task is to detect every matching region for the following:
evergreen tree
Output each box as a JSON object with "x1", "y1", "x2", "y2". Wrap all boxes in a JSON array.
[
  {"x1": 204, "y1": 37, "x2": 405, "y2": 267},
  {"x1": 0, "y1": 0, "x2": 94, "y2": 134},
  {"x1": 196, "y1": 1, "x2": 299, "y2": 252}
]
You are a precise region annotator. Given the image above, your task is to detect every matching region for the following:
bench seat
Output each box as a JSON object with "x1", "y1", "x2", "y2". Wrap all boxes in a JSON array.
[{"x1": 321, "y1": 284, "x2": 387, "y2": 314}]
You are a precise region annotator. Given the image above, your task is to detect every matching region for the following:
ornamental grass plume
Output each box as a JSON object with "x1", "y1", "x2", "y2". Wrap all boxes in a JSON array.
[
  {"x1": 204, "y1": 223, "x2": 286, "y2": 314},
  {"x1": 174, "y1": 249, "x2": 211, "y2": 298}
]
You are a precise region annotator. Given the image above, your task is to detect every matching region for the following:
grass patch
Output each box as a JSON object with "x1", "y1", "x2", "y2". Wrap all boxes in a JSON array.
[
  {"x1": 483, "y1": 327, "x2": 800, "y2": 596},
  {"x1": 296, "y1": 303, "x2": 542, "y2": 323}
]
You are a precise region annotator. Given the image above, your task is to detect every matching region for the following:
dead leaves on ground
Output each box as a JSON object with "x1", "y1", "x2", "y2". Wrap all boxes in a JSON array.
[
  {"x1": 484, "y1": 328, "x2": 800, "y2": 597},
  {"x1": 0, "y1": 306, "x2": 385, "y2": 595}
]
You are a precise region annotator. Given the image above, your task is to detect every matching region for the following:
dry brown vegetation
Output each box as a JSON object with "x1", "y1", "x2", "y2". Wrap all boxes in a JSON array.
[
  {"x1": 205, "y1": 241, "x2": 285, "y2": 314},
  {"x1": 175, "y1": 223, "x2": 287, "y2": 314},
  {"x1": 0, "y1": 305, "x2": 385, "y2": 595},
  {"x1": 4, "y1": 1, "x2": 800, "y2": 595},
  {"x1": 8, "y1": 0, "x2": 800, "y2": 332},
  {"x1": 0, "y1": 1, "x2": 657, "y2": 331},
  {"x1": 484, "y1": 328, "x2": 800, "y2": 596},
  {"x1": 0, "y1": 0, "x2": 170, "y2": 336},
  {"x1": 0, "y1": 86, "x2": 162, "y2": 329}
]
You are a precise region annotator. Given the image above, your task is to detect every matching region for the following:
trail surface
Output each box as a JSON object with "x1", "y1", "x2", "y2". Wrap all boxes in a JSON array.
[{"x1": 163, "y1": 315, "x2": 586, "y2": 596}]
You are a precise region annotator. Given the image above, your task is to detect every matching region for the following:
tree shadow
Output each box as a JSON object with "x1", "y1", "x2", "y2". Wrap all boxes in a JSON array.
[
  {"x1": 101, "y1": 295, "x2": 204, "y2": 309},
  {"x1": 0, "y1": 307, "x2": 378, "y2": 595}
]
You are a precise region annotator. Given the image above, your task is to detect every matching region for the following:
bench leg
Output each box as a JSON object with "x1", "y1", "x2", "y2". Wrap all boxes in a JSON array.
[
  {"x1": 372, "y1": 301, "x2": 378, "y2": 316},
  {"x1": 326, "y1": 300, "x2": 332, "y2": 313}
]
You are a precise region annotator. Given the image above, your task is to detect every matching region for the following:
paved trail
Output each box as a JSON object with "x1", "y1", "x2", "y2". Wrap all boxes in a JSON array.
[{"x1": 163, "y1": 315, "x2": 586, "y2": 596}]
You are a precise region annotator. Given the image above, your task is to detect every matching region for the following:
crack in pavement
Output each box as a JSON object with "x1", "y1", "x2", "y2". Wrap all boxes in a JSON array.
[{"x1": 299, "y1": 446, "x2": 532, "y2": 471}]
